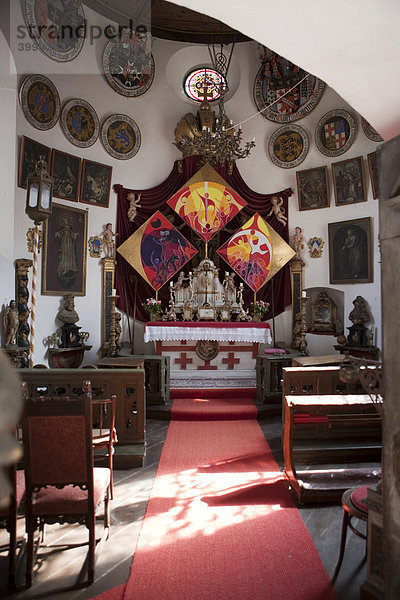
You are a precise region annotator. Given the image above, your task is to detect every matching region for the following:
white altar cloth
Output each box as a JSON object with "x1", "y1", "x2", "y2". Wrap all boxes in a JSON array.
[{"x1": 144, "y1": 322, "x2": 272, "y2": 344}]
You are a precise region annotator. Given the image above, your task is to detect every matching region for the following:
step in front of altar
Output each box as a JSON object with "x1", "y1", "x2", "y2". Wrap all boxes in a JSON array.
[{"x1": 171, "y1": 369, "x2": 256, "y2": 389}]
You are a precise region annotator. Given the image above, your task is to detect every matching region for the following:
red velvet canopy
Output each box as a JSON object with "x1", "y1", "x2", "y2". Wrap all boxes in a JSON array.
[{"x1": 114, "y1": 156, "x2": 293, "y2": 322}]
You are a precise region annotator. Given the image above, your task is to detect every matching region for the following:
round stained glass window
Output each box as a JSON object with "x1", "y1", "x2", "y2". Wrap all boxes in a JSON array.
[{"x1": 183, "y1": 67, "x2": 227, "y2": 102}]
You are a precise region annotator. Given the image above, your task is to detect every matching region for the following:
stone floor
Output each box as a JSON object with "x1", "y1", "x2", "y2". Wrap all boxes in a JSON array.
[{"x1": 0, "y1": 413, "x2": 367, "y2": 600}]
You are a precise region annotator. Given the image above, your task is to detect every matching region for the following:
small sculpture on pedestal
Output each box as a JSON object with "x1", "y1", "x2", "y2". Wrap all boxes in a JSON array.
[
  {"x1": 2, "y1": 300, "x2": 19, "y2": 347},
  {"x1": 346, "y1": 296, "x2": 371, "y2": 347},
  {"x1": 291, "y1": 227, "x2": 304, "y2": 260},
  {"x1": 101, "y1": 223, "x2": 117, "y2": 258},
  {"x1": 165, "y1": 281, "x2": 178, "y2": 321},
  {"x1": 57, "y1": 294, "x2": 82, "y2": 347},
  {"x1": 236, "y1": 283, "x2": 250, "y2": 322}
]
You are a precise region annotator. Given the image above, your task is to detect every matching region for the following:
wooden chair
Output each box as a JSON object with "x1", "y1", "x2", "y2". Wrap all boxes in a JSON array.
[
  {"x1": 0, "y1": 465, "x2": 25, "y2": 588},
  {"x1": 331, "y1": 485, "x2": 369, "y2": 583},
  {"x1": 22, "y1": 393, "x2": 111, "y2": 587}
]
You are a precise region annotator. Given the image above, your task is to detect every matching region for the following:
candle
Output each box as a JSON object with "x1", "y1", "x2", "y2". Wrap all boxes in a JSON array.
[
  {"x1": 302, "y1": 291, "x2": 307, "y2": 298},
  {"x1": 112, "y1": 288, "x2": 117, "y2": 295},
  {"x1": 170, "y1": 281, "x2": 173, "y2": 287}
]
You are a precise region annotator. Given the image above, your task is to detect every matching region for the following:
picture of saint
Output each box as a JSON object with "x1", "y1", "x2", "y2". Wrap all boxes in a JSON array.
[
  {"x1": 329, "y1": 218, "x2": 372, "y2": 284},
  {"x1": 55, "y1": 215, "x2": 79, "y2": 288}
]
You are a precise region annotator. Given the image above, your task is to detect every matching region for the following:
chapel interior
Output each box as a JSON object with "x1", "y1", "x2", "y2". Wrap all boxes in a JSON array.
[{"x1": 0, "y1": 0, "x2": 400, "y2": 599}]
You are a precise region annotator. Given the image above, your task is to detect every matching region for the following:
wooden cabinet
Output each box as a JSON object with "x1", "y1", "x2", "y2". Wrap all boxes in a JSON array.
[
  {"x1": 283, "y1": 393, "x2": 382, "y2": 504},
  {"x1": 256, "y1": 346, "x2": 301, "y2": 406}
]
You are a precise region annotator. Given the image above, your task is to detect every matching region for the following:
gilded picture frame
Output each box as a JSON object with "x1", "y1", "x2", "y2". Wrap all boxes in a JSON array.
[
  {"x1": 328, "y1": 217, "x2": 373, "y2": 285},
  {"x1": 332, "y1": 156, "x2": 367, "y2": 206},
  {"x1": 42, "y1": 202, "x2": 88, "y2": 296},
  {"x1": 367, "y1": 151, "x2": 379, "y2": 199},
  {"x1": 296, "y1": 166, "x2": 330, "y2": 211}
]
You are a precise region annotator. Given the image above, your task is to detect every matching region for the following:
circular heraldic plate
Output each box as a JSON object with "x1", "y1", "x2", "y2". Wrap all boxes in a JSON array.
[
  {"x1": 315, "y1": 109, "x2": 356, "y2": 157},
  {"x1": 19, "y1": 74, "x2": 60, "y2": 130},
  {"x1": 102, "y1": 39, "x2": 155, "y2": 97},
  {"x1": 253, "y1": 49, "x2": 325, "y2": 123},
  {"x1": 22, "y1": 0, "x2": 85, "y2": 62},
  {"x1": 61, "y1": 99, "x2": 100, "y2": 148},
  {"x1": 269, "y1": 124, "x2": 309, "y2": 168},
  {"x1": 101, "y1": 114, "x2": 141, "y2": 160},
  {"x1": 361, "y1": 117, "x2": 383, "y2": 142}
]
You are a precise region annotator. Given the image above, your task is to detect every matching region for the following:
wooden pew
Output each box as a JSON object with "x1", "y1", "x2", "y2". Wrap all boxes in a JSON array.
[
  {"x1": 281, "y1": 366, "x2": 382, "y2": 504},
  {"x1": 17, "y1": 368, "x2": 145, "y2": 469}
]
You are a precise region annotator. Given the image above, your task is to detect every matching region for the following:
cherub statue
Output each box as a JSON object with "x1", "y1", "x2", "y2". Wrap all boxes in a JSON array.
[
  {"x1": 101, "y1": 223, "x2": 117, "y2": 258},
  {"x1": 127, "y1": 192, "x2": 142, "y2": 222},
  {"x1": 3, "y1": 300, "x2": 19, "y2": 347},
  {"x1": 291, "y1": 226, "x2": 304, "y2": 258},
  {"x1": 267, "y1": 196, "x2": 288, "y2": 225}
]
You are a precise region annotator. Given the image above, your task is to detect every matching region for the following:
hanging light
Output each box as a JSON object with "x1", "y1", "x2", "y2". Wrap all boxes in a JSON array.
[{"x1": 25, "y1": 156, "x2": 53, "y2": 224}]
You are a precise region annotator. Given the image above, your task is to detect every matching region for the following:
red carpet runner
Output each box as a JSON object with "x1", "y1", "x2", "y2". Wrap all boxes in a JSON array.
[{"x1": 93, "y1": 397, "x2": 338, "y2": 600}]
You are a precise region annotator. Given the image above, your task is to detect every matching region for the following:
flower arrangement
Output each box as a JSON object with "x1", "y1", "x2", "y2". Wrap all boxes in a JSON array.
[
  {"x1": 143, "y1": 298, "x2": 162, "y2": 316},
  {"x1": 250, "y1": 299, "x2": 270, "y2": 320}
]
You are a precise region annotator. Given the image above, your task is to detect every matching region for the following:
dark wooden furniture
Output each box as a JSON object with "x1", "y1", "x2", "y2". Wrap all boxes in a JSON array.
[
  {"x1": 0, "y1": 466, "x2": 25, "y2": 589},
  {"x1": 22, "y1": 395, "x2": 111, "y2": 586},
  {"x1": 97, "y1": 355, "x2": 170, "y2": 406},
  {"x1": 334, "y1": 345, "x2": 380, "y2": 361},
  {"x1": 17, "y1": 368, "x2": 146, "y2": 468},
  {"x1": 291, "y1": 354, "x2": 346, "y2": 367},
  {"x1": 283, "y1": 393, "x2": 382, "y2": 504},
  {"x1": 256, "y1": 346, "x2": 301, "y2": 406},
  {"x1": 332, "y1": 485, "x2": 369, "y2": 583},
  {"x1": 282, "y1": 365, "x2": 363, "y2": 398},
  {"x1": 48, "y1": 345, "x2": 92, "y2": 368},
  {"x1": 90, "y1": 389, "x2": 117, "y2": 500}
]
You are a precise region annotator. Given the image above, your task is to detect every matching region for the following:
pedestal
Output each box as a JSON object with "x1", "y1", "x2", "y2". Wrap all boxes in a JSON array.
[{"x1": 48, "y1": 345, "x2": 92, "y2": 368}]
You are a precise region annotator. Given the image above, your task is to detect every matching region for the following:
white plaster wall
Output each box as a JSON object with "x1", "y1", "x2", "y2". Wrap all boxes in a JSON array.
[{"x1": 7, "y1": 4, "x2": 381, "y2": 363}]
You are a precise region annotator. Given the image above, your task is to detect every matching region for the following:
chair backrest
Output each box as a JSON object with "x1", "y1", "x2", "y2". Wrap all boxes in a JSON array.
[{"x1": 22, "y1": 395, "x2": 94, "y2": 493}]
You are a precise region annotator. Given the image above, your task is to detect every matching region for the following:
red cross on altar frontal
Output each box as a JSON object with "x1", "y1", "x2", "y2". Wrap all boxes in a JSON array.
[
  {"x1": 175, "y1": 352, "x2": 193, "y2": 370},
  {"x1": 222, "y1": 352, "x2": 240, "y2": 370}
]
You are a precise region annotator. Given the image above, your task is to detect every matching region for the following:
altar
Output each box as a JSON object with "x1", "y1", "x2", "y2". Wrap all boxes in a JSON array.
[{"x1": 144, "y1": 321, "x2": 272, "y2": 380}]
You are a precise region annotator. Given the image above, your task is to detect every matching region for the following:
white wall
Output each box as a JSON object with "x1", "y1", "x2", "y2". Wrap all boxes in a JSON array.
[{"x1": 7, "y1": 4, "x2": 381, "y2": 363}]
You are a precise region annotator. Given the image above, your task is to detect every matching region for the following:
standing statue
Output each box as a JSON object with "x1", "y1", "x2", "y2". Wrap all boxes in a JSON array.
[
  {"x1": 291, "y1": 226, "x2": 304, "y2": 259},
  {"x1": 3, "y1": 300, "x2": 19, "y2": 347},
  {"x1": 102, "y1": 223, "x2": 117, "y2": 258}
]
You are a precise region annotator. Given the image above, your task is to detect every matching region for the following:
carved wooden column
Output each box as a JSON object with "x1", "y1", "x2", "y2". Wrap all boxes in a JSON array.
[
  {"x1": 100, "y1": 257, "x2": 115, "y2": 357},
  {"x1": 11, "y1": 259, "x2": 33, "y2": 368},
  {"x1": 289, "y1": 257, "x2": 304, "y2": 329}
]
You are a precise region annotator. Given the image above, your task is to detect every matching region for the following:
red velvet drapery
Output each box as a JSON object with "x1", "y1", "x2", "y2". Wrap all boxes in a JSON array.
[{"x1": 113, "y1": 156, "x2": 293, "y2": 322}]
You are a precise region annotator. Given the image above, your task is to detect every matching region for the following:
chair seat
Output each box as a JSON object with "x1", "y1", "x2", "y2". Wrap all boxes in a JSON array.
[
  {"x1": 350, "y1": 485, "x2": 369, "y2": 513},
  {"x1": 31, "y1": 467, "x2": 110, "y2": 516}
]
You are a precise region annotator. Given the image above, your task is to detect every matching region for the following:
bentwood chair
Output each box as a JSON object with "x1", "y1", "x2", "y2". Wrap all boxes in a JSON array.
[
  {"x1": 22, "y1": 393, "x2": 111, "y2": 587},
  {"x1": 331, "y1": 485, "x2": 369, "y2": 583}
]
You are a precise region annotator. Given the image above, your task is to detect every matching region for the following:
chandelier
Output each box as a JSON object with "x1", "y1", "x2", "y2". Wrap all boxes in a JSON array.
[{"x1": 174, "y1": 37, "x2": 255, "y2": 175}]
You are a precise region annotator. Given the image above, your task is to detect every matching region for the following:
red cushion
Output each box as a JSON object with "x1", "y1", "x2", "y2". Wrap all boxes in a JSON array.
[
  {"x1": 351, "y1": 485, "x2": 369, "y2": 513},
  {"x1": 31, "y1": 467, "x2": 110, "y2": 516}
]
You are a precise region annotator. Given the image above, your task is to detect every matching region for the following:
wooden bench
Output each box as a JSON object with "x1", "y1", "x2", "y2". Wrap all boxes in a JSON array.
[
  {"x1": 281, "y1": 366, "x2": 381, "y2": 504},
  {"x1": 17, "y1": 368, "x2": 146, "y2": 469}
]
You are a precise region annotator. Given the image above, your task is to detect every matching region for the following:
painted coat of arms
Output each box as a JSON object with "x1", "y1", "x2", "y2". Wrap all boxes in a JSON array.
[
  {"x1": 253, "y1": 48, "x2": 325, "y2": 123},
  {"x1": 307, "y1": 237, "x2": 324, "y2": 258}
]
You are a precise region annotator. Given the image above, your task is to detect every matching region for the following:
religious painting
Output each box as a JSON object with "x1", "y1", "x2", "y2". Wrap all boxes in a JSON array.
[
  {"x1": 217, "y1": 213, "x2": 295, "y2": 292},
  {"x1": 18, "y1": 136, "x2": 51, "y2": 189},
  {"x1": 296, "y1": 166, "x2": 330, "y2": 211},
  {"x1": 50, "y1": 149, "x2": 81, "y2": 202},
  {"x1": 315, "y1": 109, "x2": 356, "y2": 157},
  {"x1": 332, "y1": 156, "x2": 367, "y2": 206},
  {"x1": 253, "y1": 48, "x2": 325, "y2": 123},
  {"x1": 101, "y1": 114, "x2": 141, "y2": 160},
  {"x1": 42, "y1": 203, "x2": 88, "y2": 296},
  {"x1": 22, "y1": 0, "x2": 85, "y2": 62},
  {"x1": 19, "y1": 74, "x2": 60, "y2": 131},
  {"x1": 268, "y1": 124, "x2": 309, "y2": 168},
  {"x1": 80, "y1": 159, "x2": 112, "y2": 208},
  {"x1": 102, "y1": 30, "x2": 154, "y2": 97},
  {"x1": 167, "y1": 163, "x2": 246, "y2": 243},
  {"x1": 328, "y1": 217, "x2": 373, "y2": 285},
  {"x1": 117, "y1": 211, "x2": 198, "y2": 291},
  {"x1": 367, "y1": 151, "x2": 379, "y2": 199}
]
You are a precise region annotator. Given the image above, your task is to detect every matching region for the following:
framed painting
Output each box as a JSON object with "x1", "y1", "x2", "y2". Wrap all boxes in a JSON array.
[
  {"x1": 328, "y1": 217, "x2": 373, "y2": 284},
  {"x1": 296, "y1": 166, "x2": 330, "y2": 211},
  {"x1": 42, "y1": 202, "x2": 88, "y2": 296},
  {"x1": 50, "y1": 149, "x2": 81, "y2": 202},
  {"x1": 367, "y1": 151, "x2": 379, "y2": 199},
  {"x1": 332, "y1": 156, "x2": 367, "y2": 206},
  {"x1": 18, "y1": 136, "x2": 51, "y2": 189},
  {"x1": 80, "y1": 159, "x2": 112, "y2": 208}
]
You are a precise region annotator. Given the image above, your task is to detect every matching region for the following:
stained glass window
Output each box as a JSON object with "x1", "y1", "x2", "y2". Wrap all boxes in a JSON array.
[{"x1": 183, "y1": 67, "x2": 227, "y2": 102}]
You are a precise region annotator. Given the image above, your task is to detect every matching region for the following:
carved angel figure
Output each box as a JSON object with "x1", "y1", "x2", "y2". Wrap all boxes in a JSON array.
[
  {"x1": 267, "y1": 196, "x2": 288, "y2": 225},
  {"x1": 127, "y1": 193, "x2": 142, "y2": 222}
]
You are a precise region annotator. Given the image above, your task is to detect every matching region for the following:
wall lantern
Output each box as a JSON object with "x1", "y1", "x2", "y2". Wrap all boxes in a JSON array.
[{"x1": 25, "y1": 156, "x2": 53, "y2": 224}]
